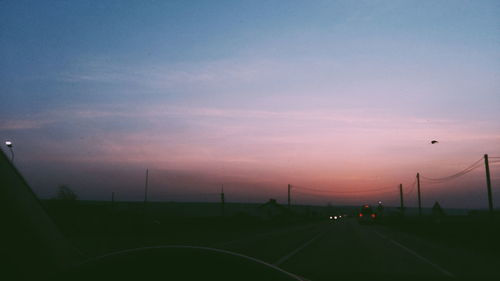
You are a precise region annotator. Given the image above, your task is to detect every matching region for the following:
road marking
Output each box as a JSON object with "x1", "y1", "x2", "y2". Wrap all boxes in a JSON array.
[
  {"x1": 274, "y1": 230, "x2": 326, "y2": 266},
  {"x1": 373, "y1": 230, "x2": 454, "y2": 278}
]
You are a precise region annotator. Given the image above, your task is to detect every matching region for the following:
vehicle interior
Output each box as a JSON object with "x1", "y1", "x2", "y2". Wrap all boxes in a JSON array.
[
  {"x1": 1, "y1": 2, "x2": 498, "y2": 280},
  {"x1": 1, "y1": 149, "x2": 303, "y2": 281}
]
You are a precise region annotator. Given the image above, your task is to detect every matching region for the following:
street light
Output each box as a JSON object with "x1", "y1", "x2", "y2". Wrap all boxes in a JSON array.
[{"x1": 5, "y1": 140, "x2": 14, "y2": 162}]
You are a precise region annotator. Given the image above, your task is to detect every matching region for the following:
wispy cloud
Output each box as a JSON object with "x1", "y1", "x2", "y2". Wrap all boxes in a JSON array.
[
  {"x1": 0, "y1": 119, "x2": 54, "y2": 130},
  {"x1": 0, "y1": 103, "x2": 458, "y2": 133},
  {"x1": 57, "y1": 57, "x2": 284, "y2": 88}
]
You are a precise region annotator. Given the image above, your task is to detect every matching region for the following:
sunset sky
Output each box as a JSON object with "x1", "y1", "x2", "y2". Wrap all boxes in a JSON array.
[{"x1": 1, "y1": 1, "x2": 499, "y2": 208}]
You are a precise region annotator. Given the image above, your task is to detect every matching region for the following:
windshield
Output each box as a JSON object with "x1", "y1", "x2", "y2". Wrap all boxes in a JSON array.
[{"x1": 1, "y1": 1, "x2": 499, "y2": 280}]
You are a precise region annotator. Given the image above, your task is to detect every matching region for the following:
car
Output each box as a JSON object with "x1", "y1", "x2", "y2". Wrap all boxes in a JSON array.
[
  {"x1": 357, "y1": 204, "x2": 377, "y2": 224},
  {"x1": 329, "y1": 215, "x2": 341, "y2": 221}
]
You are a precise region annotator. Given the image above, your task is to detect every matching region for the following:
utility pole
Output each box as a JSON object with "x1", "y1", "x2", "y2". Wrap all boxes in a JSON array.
[
  {"x1": 417, "y1": 173, "x2": 422, "y2": 216},
  {"x1": 399, "y1": 184, "x2": 404, "y2": 214},
  {"x1": 288, "y1": 184, "x2": 291, "y2": 209},
  {"x1": 142, "y1": 169, "x2": 149, "y2": 242},
  {"x1": 484, "y1": 154, "x2": 493, "y2": 217},
  {"x1": 144, "y1": 168, "x2": 149, "y2": 204},
  {"x1": 109, "y1": 191, "x2": 116, "y2": 243},
  {"x1": 220, "y1": 184, "x2": 225, "y2": 217}
]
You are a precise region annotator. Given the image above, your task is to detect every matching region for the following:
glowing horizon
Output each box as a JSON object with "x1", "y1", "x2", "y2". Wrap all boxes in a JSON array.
[{"x1": 1, "y1": 1, "x2": 499, "y2": 208}]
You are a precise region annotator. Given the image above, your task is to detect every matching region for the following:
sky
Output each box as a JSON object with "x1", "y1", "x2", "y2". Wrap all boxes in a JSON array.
[{"x1": 1, "y1": 0, "x2": 499, "y2": 208}]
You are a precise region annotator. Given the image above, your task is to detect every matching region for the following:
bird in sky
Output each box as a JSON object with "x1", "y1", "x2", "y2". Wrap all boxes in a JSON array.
[{"x1": 431, "y1": 140, "x2": 439, "y2": 144}]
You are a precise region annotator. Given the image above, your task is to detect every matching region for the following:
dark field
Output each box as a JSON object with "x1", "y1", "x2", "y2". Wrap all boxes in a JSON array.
[
  {"x1": 43, "y1": 200, "x2": 341, "y2": 256},
  {"x1": 42, "y1": 200, "x2": 500, "y2": 280}
]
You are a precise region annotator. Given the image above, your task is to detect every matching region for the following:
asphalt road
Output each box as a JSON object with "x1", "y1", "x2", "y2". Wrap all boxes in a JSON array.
[{"x1": 208, "y1": 219, "x2": 500, "y2": 281}]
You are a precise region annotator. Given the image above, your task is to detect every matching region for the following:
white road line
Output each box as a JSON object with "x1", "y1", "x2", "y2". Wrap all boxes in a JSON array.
[
  {"x1": 373, "y1": 230, "x2": 455, "y2": 278},
  {"x1": 274, "y1": 230, "x2": 326, "y2": 266}
]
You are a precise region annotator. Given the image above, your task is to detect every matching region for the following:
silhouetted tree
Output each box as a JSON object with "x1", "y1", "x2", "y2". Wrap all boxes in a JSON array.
[
  {"x1": 47, "y1": 185, "x2": 79, "y2": 225},
  {"x1": 55, "y1": 185, "x2": 78, "y2": 201}
]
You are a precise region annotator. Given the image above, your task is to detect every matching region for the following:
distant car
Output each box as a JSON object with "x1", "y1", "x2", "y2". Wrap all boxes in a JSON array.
[
  {"x1": 357, "y1": 204, "x2": 377, "y2": 223},
  {"x1": 329, "y1": 215, "x2": 343, "y2": 221}
]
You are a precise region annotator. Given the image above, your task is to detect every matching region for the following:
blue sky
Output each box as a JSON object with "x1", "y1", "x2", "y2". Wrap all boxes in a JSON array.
[
  {"x1": 2, "y1": 0, "x2": 498, "y2": 116},
  {"x1": 1, "y1": 1, "x2": 499, "y2": 207}
]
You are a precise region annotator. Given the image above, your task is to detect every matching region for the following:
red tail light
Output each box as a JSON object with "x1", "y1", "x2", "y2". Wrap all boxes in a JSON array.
[
  {"x1": 359, "y1": 213, "x2": 363, "y2": 217},
  {"x1": 371, "y1": 214, "x2": 376, "y2": 219}
]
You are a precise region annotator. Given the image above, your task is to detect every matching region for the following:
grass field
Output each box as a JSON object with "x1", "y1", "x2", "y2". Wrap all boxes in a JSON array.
[{"x1": 42, "y1": 200, "x2": 500, "y2": 260}]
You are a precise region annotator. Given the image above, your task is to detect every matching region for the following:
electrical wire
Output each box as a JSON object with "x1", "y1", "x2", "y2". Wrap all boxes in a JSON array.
[
  {"x1": 288, "y1": 155, "x2": 497, "y2": 206},
  {"x1": 420, "y1": 157, "x2": 484, "y2": 183},
  {"x1": 405, "y1": 178, "x2": 417, "y2": 196},
  {"x1": 292, "y1": 185, "x2": 397, "y2": 194},
  {"x1": 292, "y1": 189, "x2": 397, "y2": 204}
]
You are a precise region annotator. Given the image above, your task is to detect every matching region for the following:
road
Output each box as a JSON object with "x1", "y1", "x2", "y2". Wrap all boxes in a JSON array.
[{"x1": 207, "y1": 219, "x2": 500, "y2": 280}]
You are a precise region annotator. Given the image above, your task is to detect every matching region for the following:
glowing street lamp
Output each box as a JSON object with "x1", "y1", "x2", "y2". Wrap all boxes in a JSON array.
[{"x1": 5, "y1": 140, "x2": 14, "y2": 162}]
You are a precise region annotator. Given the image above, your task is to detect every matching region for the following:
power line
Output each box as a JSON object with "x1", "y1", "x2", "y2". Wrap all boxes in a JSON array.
[
  {"x1": 292, "y1": 189, "x2": 397, "y2": 201},
  {"x1": 293, "y1": 185, "x2": 397, "y2": 194},
  {"x1": 293, "y1": 189, "x2": 329, "y2": 197},
  {"x1": 405, "y1": 178, "x2": 417, "y2": 196},
  {"x1": 420, "y1": 157, "x2": 484, "y2": 183},
  {"x1": 293, "y1": 185, "x2": 394, "y2": 194}
]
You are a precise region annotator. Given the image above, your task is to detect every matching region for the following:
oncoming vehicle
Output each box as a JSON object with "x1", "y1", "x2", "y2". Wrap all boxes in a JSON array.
[
  {"x1": 357, "y1": 205, "x2": 377, "y2": 224},
  {"x1": 328, "y1": 215, "x2": 342, "y2": 221}
]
